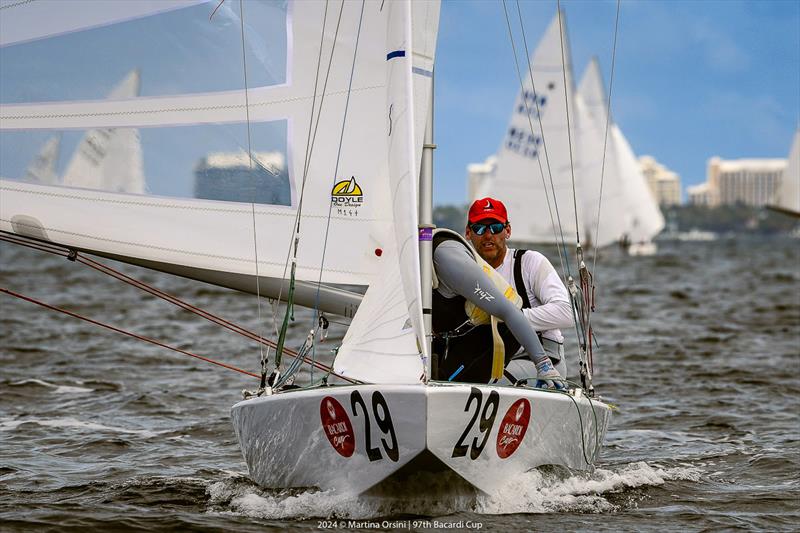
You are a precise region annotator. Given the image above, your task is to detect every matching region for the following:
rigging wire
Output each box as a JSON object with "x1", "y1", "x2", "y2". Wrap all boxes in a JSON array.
[
  {"x1": 272, "y1": 0, "x2": 347, "y2": 381},
  {"x1": 591, "y1": 0, "x2": 622, "y2": 278},
  {"x1": 312, "y1": 0, "x2": 367, "y2": 366},
  {"x1": 235, "y1": 0, "x2": 270, "y2": 388},
  {"x1": 501, "y1": 0, "x2": 570, "y2": 280},
  {"x1": 0, "y1": 232, "x2": 359, "y2": 383},
  {"x1": 1, "y1": 287, "x2": 261, "y2": 379},
  {"x1": 556, "y1": 0, "x2": 582, "y2": 249}
]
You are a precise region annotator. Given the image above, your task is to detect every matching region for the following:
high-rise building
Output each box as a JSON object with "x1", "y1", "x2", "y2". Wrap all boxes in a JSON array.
[
  {"x1": 706, "y1": 157, "x2": 785, "y2": 207},
  {"x1": 687, "y1": 183, "x2": 712, "y2": 206},
  {"x1": 194, "y1": 151, "x2": 291, "y2": 206},
  {"x1": 639, "y1": 155, "x2": 682, "y2": 206},
  {"x1": 467, "y1": 155, "x2": 496, "y2": 201}
]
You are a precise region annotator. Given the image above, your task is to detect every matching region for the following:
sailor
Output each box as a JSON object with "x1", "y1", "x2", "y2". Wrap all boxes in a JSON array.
[
  {"x1": 431, "y1": 227, "x2": 563, "y2": 389},
  {"x1": 465, "y1": 197, "x2": 574, "y2": 384}
]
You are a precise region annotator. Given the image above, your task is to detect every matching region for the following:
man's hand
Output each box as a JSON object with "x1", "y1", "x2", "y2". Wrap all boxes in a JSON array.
[{"x1": 535, "y1": 358, "x2": 565, "y2": 390}]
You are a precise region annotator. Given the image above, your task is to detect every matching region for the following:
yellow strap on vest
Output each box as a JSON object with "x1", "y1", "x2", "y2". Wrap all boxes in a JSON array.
[
  {"x1": 431, "y1": 228, "x2": 522, "y2": 380},
  {"x1": 490, "y1": 315, "x2": 505, "y2": 380}
]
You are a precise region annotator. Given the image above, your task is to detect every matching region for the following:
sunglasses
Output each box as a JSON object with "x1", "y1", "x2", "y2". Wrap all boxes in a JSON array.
[{"x1": 469, "y1": 222, "x2": 507, "y2": 235}]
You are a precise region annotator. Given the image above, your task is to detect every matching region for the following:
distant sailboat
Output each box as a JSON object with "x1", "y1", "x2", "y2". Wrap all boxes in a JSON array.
[
  {"x1": 23, "y1": 134, "x2": 61, "y2": 185},
  {"x1": 488, "y1": 13, "x2": 579, "y2": 244},
  {"x1": 767, "y1": 128, "x2": 800, "y2": 218},
  {"x1": 61, "y1": 69, "x2": 146, "y2": 194},
  {"x1": 473, "y1": 19, "x2": 664, "y2": 254}
]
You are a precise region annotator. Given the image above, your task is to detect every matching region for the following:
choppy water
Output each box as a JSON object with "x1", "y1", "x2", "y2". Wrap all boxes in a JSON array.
[{"x1": 1, "y1": 236, "x2": 798, "y2": 532}]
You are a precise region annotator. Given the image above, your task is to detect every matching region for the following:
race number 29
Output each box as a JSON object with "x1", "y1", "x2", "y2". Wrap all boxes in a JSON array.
[
  {"x1": 451, "y1": 387, "x2": 500, "y2": 460},
  {"x1": 350, "y1": 390, "x2": 399, "y2": 462}
]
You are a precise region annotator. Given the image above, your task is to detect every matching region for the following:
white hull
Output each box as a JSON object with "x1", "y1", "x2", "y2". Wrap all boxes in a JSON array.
[{"x1": 231, "y1": 383, "x2": 611, "y2": 495}]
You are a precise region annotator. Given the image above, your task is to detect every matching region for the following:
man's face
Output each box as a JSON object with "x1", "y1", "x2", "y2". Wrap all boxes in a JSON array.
[{"x1": 466, "y1": 218, "x2": 511, "y2": 268}]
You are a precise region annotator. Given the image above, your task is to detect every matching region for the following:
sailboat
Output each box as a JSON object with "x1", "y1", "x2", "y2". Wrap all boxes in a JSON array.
[
  {"x1": 576, "y1": 59, "x2": 665, "y2": 255},
  {"x1": 766, "y1": 128, "x2": 800, "y2": 218},
  {"x1": 0, "y1": 0, "x2": 611, "y2": 495},
  {"x1": 471, "y1": 16, "x2": 664, "y2": 254}
]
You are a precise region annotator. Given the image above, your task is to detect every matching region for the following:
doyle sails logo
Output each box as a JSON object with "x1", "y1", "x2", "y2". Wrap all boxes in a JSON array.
[
  {"x1": 320, "y1": 397, "x2": 355, "y2": 457},
  {"x1": 331, "y1": 176, "x2": 364, "y2": 217},
  {"x1": 496, "y1": 398, "x2": 531, "y2": 459}
]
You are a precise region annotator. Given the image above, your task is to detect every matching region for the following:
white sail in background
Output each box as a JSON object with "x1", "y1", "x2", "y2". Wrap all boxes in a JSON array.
[
  {"x1": 770, "y1": 128, "x2": 800, "y2": 216},
  {"x1": 0, "y1": 0, "x2": 432, "y2": 316},
  {"x1": 575, "y1": 58, "x2": 628, "y2": 248},
  {"x1": 576, "y1": 58, "x2": 664, "y2": 248},
  {"x1": 489, "y1": 12, "x2": 579, "y2": 244},
  {"x1": 612, "y1": 124, "x2": 665, "y2": 243},
  {"x1": 61, "y1": 69, "x2": 146, "y2": 194},
  {"x1": 23, "y1": 135, "x2": 61, "y2": 185}
]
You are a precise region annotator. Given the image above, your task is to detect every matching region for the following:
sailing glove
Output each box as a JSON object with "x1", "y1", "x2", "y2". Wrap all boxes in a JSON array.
[{"x1": 535, "y1": 358, "x2": 565, "y2": 390}]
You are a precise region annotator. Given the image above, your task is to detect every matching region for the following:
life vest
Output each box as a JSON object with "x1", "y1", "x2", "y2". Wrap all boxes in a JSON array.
[{"x1": 432, "y1": 228, "x2": 522, "y2": 380}]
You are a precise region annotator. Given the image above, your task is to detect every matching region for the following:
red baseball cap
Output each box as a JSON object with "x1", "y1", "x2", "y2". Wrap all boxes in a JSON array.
[{"x1": 468, "y1": 197, "x2": 508, "y2": 224}]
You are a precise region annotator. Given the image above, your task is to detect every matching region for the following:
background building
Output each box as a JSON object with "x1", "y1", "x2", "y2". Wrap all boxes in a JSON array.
[
  {"x1": 194, "y1": 151, "x2": 290, "y2": 206},
  {"x1": 466, "y1": 155, "x2": 496, "y2": 201},
  {"x1": 707, "y1": 157, "x2": 785, "y2": 207},
  {"x1": 687, "y1": 182, "x2": 712, "y2": 206},
  {"x1": 639, "y1": 155, "x2": 682, "y2": 206}
]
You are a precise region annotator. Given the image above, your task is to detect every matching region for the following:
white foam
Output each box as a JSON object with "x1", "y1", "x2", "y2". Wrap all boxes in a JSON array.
[
  {"x1": 206, "y1": 462, "x2": 703, "y2": 519},
  {"x1": 0, "y1": 416, "x2": 161, "y2": 437},
  {"x1": 476, "y1": 461, "x2": 703, "y2": 515},
  {"x1": 11, "y1": 378, "x2": 93, "y2": 394}
]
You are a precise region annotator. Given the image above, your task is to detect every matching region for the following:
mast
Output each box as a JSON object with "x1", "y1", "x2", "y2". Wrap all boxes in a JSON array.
[{"x1": 420, "y1": 74, "x2": 435, "y2": 380}]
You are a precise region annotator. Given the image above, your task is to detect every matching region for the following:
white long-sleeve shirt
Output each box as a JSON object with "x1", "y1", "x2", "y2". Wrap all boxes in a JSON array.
[{"x1": 495, "y1": 248, "x2": 573, "y2": 343}]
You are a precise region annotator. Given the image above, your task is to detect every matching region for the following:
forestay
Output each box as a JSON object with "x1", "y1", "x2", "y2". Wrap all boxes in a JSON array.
[{"x1": 0, "y1": 0, "x2": 421, "y2": 314}]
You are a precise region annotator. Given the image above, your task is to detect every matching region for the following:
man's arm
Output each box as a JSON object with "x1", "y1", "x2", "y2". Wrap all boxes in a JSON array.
[{"x1": 521, "y1": 251, "x2": 573, "y2": 331}]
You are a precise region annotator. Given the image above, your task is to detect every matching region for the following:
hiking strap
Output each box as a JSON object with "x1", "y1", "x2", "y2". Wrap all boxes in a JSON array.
[{"x1": 513, "y1": 249, "x2": 531, "y2": 309}]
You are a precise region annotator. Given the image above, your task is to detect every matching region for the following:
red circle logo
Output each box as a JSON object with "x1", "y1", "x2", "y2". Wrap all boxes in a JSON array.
[
  {"x1": 496, "y1": 398, "x2": 531, "y2": 459},
  {"x1": 320, "y1": 396, "x2": 355, "y2": 458}
]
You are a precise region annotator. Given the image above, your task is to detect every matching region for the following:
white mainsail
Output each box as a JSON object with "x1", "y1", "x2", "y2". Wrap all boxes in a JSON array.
[
  {"x1": 489, "y1": 12, "x2": 580, "y2": 244},
  {"x1": 0, "y1": 0, "x2": 408, "y2": 315},
  {"x1": 612, "y1": 124, "x2": 665, "y2": 244},
  {"x1": 574, "y1": 58, "x2": 628, "y2": 248},
  {"x1": 576, "y1": 58, "x2": 664, "y2": 248}
]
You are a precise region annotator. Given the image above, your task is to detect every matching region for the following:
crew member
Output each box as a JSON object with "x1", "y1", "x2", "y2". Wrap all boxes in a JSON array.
[{"x1": 465, "y1": 197, "x2": 573, "y2": 384}]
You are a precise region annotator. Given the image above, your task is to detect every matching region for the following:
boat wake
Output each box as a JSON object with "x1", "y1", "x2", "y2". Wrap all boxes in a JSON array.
[
  {"x1": 206, "y1": 462, "x2": 702, "y2": 519},
  {"x1": 10, "y1": 378, "x2": 94, "y2": 394}
]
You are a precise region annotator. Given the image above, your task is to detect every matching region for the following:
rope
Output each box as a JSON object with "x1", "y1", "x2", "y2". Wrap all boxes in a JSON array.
[
  {"x1": 313, "y1": 0, "x2": 367, "y2": 365},
  {"x1": 0, "y1": 232, "x2": 359, "y2": 383},
  {"x1": 273, "y1": 0, "x2": 345, "y2": 380},
  {"x1": 235, "y1": 0, "x2": 270, "y2": 388},
  {"x1": 1, "y1": 287, "x2": 261, "y2": 379}
]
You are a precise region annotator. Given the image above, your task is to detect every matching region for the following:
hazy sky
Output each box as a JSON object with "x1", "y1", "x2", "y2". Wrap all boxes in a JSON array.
[{"x1": 433, "y1": 0, "x2": 800, "y2": 205}]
